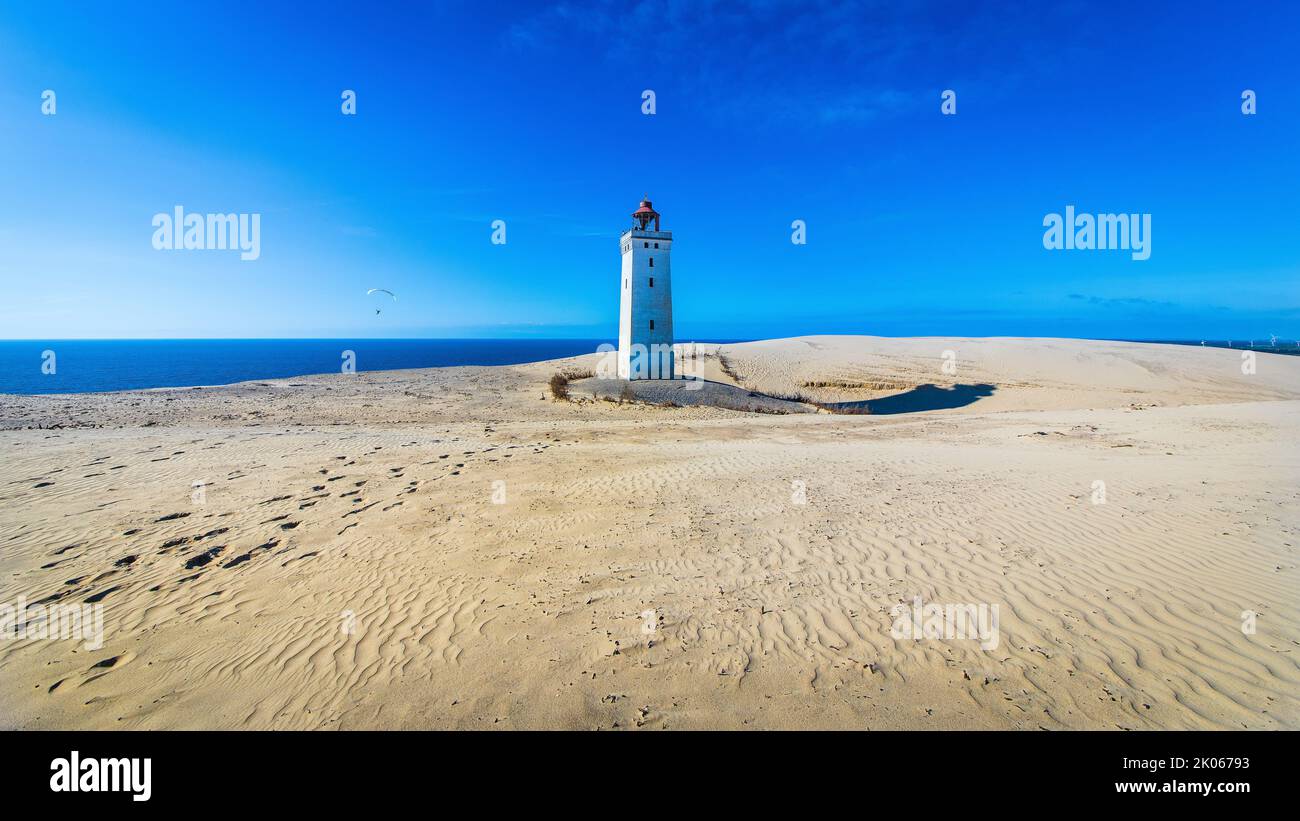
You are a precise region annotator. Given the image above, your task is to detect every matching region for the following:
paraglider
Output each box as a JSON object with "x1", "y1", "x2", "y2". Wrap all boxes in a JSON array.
[{"x1": 367, "y1": 288, "x2": 396, "y2": 315}]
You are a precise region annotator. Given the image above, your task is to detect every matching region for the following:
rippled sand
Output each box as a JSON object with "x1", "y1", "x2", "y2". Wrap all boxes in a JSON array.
[{"x1": 1, "y1": 337, "x2": 1296, "y2": 729}]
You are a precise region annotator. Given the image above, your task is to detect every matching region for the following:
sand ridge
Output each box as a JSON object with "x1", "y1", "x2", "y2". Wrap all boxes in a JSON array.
[{"x1": 1, "y1": 337, "x2": 1297, "y2": 729}]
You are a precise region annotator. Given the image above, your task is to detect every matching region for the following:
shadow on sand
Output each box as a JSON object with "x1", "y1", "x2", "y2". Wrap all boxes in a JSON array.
[{"x1": 819, "y1": 383, "x2": 997, "y2": 415}]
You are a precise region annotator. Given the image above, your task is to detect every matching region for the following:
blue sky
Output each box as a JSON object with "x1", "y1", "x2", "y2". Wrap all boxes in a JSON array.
[{"x1": 1, "y1": 0, "x2": 1297, "y2": 340}]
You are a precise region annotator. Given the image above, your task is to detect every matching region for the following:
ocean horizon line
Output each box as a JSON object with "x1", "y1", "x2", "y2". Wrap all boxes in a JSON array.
[{"x1": 0, "y1": 335, "x2": 1293, "y2": 343}]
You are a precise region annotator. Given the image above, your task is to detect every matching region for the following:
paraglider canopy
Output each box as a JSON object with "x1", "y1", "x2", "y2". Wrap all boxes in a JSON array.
[{"x1": 367, "y1": 288, "x2": 396, "y2": 315}]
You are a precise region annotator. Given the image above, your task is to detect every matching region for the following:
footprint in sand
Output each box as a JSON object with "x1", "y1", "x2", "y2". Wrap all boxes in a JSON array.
[
  {"x1": 54, "y1": 651, "x2": 141, "y2": 690},
  {"x1": 281, "y1": 551, "x2": 318, "y2": 567},
  {"x1": 221, "y1": 538, "x2": 279, "y2": 570},
  {"x1": 84, "y1": 586, "x2": 121, "y2": 603},
  {"x1": 184, "y1": 547, "x2": 225, "y2": 569},
  {"x1": 159, "y1": 536, "x2": 190, "y2": 553}
]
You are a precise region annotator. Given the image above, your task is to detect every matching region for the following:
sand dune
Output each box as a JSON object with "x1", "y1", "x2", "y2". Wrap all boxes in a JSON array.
[{"x1": 1, "y1": 337, "x2": 1297, "y2": 729}]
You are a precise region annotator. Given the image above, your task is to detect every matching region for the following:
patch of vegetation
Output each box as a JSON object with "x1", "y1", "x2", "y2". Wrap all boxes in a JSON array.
[
  {"x1": 810, "y1": 402, "x2": 872, "y2": 415},
  {"x1": 549, "y1": 368, "x2": 595, "y2": 401},
  {"x1": 802, "y1": 378, "x2": 911, "y2": 392},
  {"x1": 802, "y1": 379, "x2": 867, "y2": 389},
  {"x1": 548, "y1": 372, "x2": 571, "y2": 401},
  {"x1": 717, "y1": 352, "x2": 743, "y2": 383}
]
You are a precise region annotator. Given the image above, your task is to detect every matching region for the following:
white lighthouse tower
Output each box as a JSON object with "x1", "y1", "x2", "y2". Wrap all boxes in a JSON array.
[{"x1": 618, "y1": 197, "x2": 674, "y2": 379}]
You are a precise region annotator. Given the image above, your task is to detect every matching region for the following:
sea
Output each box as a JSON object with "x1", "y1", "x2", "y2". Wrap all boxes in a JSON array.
[{"x1": 0, "y1": 339, "x2": 626, "y2": 395}]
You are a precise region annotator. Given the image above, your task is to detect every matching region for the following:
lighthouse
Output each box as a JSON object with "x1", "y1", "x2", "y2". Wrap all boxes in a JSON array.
[{"x1": 618, "y1": 197, "x2": 674, "y2": 379}]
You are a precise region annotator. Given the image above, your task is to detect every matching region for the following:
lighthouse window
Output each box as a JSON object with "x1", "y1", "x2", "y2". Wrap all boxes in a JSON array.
[
  {"x1": 648, "y1": 257, "x2": 654, "y2": 267},
  {"x1": 654, "y1": 243, "x2": 659, "y2": 248},
  {"x1": 649, "y1": 319, "x2": 655, "y2": 330},
  {"x1": 643, "y1": 242, "x2": 648, "y2": 248},
  {"x1": 649, "y1": 277, "x2": 654, "y2": 287}
]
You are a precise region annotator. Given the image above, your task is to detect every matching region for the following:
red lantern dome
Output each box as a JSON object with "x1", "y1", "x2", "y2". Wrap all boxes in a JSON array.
[{"x1": 632, "y1": 196, "x2": 660, "y2": 231}]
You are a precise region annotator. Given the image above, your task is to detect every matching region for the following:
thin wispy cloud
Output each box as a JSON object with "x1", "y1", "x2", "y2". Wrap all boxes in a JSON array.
[{"x1": 502, "y1": 0, "x2": 1084, "y2": 128}]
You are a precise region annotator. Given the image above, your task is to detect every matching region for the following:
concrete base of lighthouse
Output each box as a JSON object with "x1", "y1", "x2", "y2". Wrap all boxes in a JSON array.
[{"x1": 617, "y1": 343, "x2": 676, "y2": 380}]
